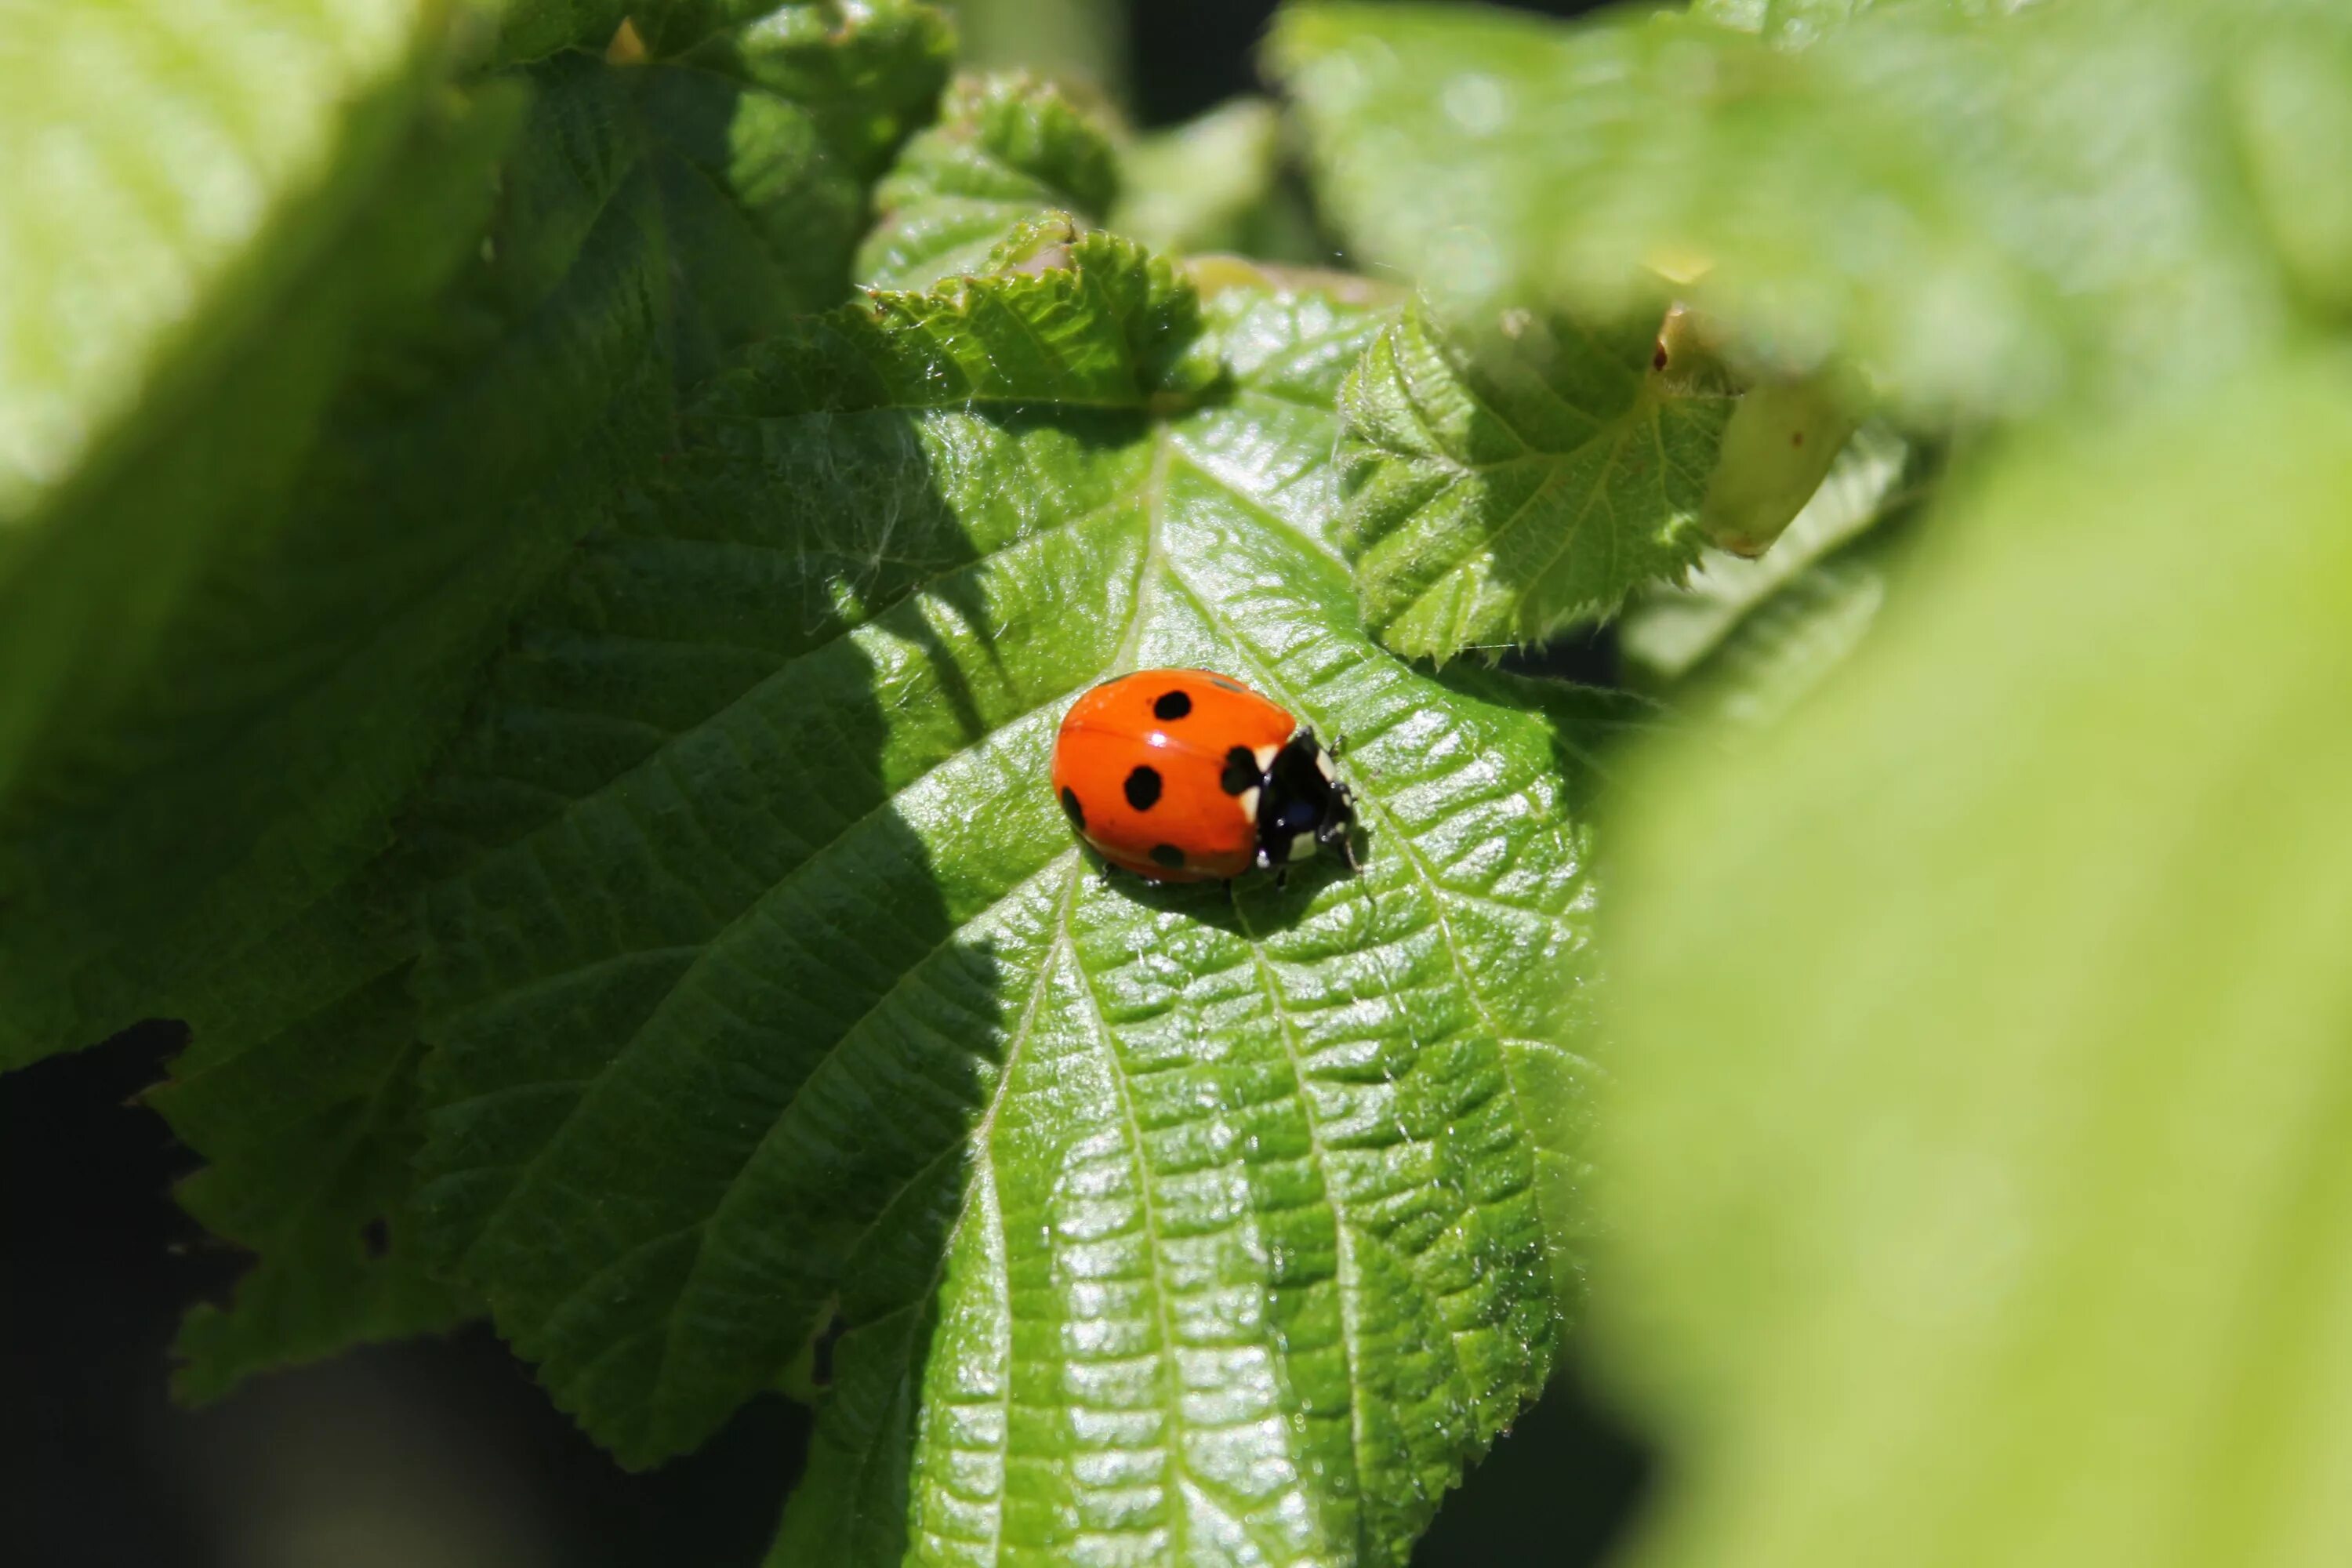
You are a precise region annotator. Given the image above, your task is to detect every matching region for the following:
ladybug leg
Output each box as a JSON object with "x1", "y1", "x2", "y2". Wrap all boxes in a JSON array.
[{"x1": 1097, "y1": 858, "x2": 1114, "y2": 887}]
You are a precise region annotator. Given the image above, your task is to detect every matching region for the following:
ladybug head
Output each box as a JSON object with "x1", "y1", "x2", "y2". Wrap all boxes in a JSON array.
[{"x1": 1254, "y1": 729, "x2": 1356, "y2": 873}]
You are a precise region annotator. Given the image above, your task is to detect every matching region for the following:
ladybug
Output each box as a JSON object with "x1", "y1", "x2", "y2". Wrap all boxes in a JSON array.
[{"x1": 1051, "y1": 669, "x2": 1357, "y2": 884}]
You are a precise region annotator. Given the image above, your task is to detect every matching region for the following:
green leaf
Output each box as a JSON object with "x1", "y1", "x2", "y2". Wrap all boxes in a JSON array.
[
  {"x1": 0, "y1": 0, "x2": 481, "y2": 532},
  {"x1": 81, "y1": 10, "x2": 943, "y2": 1392},
  {"x1": 1112, "y1": 97, "x2": 1318, "y2": 263},
  {"x1": 1270, "y1": 1, "x2": 2343, "y2": 420},
  {"x1": 497, "y1": 0, "x2": 935, "y2": 64},
  {"x1": 0, "y1": 5, "x2": 949, "y2": 1069},
  {"x1": 0, "y1": 64, "x2": 543, "y2": 1067},
  {"x1": 1334, "y1": 299, "x2": 1732, "y2": 663},
  {"x1": 0, "y1": 0, "x2": 506, "y2": 842},
  {"x1": 857, "y1": 71, "x2": 1121, "y2": 291},
  {"x1": 1596, "y1": 361, "x2": 2352, "y2": 1568},
  {"x1": 495, "y1": 0, "x2": 635, "y2": 61},
  {"x1": 411, "y1": 231, "x2": 1603, "y2": 1565}
]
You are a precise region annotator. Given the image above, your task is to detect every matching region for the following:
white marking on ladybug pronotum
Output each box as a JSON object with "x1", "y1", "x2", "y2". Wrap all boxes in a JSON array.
[
  {"x1": 1314, "y1": 750, "x2": 1336, "y2": 782},
  {"x1": 1238, "y1": 786, "x2": 1261, "y2": 821},
  {"x1": 1253, "y1": 744, "x2": 1278, "y2": 771}
]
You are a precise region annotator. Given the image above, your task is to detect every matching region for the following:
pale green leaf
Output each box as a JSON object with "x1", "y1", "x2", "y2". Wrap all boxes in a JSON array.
[
  {"x1": 856, "y1": 71, "x2": 1121, "y2": 290},
  {"x1": 1598, "y1": 361, "x2": 2352, "y2": 1568},
  {"x1": 410, "y1": 232, "x2": 1606, "y2": 1566},
  {"x1": 0, "y1": 0, "x2": 508, "y2": 882},
  {"x1": 0, "y1": 0, "x2": 485, "y2": 529},
  {"x1": 1648, "y1": 519, "x2": 1911, "y2": 728},
  {"x1": 1270, "y1": 1, "x2": 2347, "y2": 420},
  {"x1": 1334, "y1": 299, "x2": 1732, "y2": 662}
]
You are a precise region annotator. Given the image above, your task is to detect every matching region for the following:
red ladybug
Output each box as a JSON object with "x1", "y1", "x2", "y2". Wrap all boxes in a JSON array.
[{"x1": 1051, "y1": 669, "x2": 1357, "y2": 884}]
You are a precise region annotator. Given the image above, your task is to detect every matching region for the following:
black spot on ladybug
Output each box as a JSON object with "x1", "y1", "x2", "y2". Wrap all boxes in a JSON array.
[
  {"x1": 1060, "y1": 786, "x2": 1086, "y2": 829},
  {"x1": 1124, "y1": 765, "x2": 1163, "y2": 811},
  {"x1": 1150, "y1": 844, "x2": 1186, "y2": 869},
  {"x1": 1221, "y1": 746, "x2": 1258, "y2": 795},
  {"x1": 1210, "y1": 677, "x2": 1243, "y2": 692},
  {"x1": 1153, "y1": 690, "x2": 1192, "y2": 720}
]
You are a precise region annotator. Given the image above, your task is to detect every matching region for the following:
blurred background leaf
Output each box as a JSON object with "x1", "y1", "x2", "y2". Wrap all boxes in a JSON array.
[
  {"x1": 1271, "y1": 0, "x2": 2352, "y2": 422},
  {"x1": 1596, "y1": 359, "x2": 2352, "y2": 1568}
]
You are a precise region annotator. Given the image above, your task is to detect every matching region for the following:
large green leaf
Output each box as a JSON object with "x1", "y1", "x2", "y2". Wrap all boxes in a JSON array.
[
  {"x1": 0, "y1": 0, "x2": 478, "y2": 533},
  {"x1": 0, "y1": 3, "x2": 951, "y2": 1073},
  {"x1": 1270, "y1": 0, "x2": 2350, "y2": 420},
  {"x1": 0, "y1": 0, "x2": 504, "y2": 858},
  {"x1": 410, "y1": 230, "x2": 1610, "y2": 1565},
  {"x1": 0, "y1": 74, "x2": 533, "y2": 1065},
  {"x1": 1596, "y1": 363, "x2": 2352, "y2": 1568},
  {"x1": 116, "y1": 60, "x2": 675, "y2": 1389},
  {"x1": 86, "y1": 11, "x2": 947, "y2": 1390},
  {"x1": 1334, "y1": 300, "x2": 1732, "y2": 662},
  {"x1": 857, "y1": 71, "x2": 1120, "y2": 290}
]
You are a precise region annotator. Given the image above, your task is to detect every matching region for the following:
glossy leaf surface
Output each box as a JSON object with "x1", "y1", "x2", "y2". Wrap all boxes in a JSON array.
[{"x1": 411, "y1": 232, "x2": 1611, "y2": 1566}]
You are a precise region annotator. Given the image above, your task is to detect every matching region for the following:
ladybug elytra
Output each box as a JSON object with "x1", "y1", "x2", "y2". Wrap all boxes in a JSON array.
[{"x1": 1051, "y1": 670, "x2": 1357, "y2": 884}]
